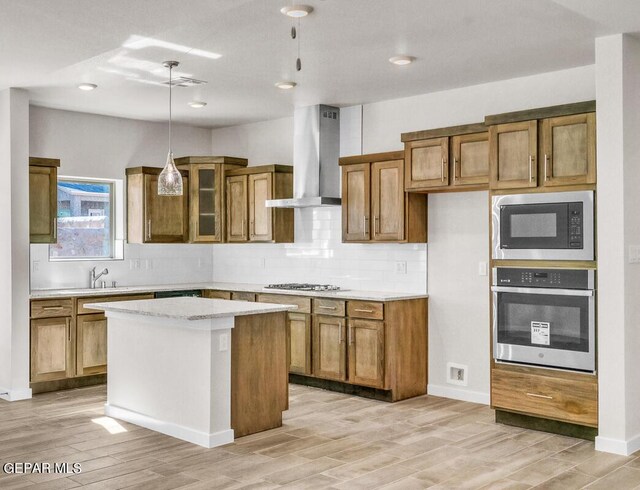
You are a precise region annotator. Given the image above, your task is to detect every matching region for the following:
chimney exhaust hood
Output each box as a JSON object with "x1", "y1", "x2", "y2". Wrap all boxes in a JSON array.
[{"x1": 265, "y1": 104, "x2": 341, "y2": 208}]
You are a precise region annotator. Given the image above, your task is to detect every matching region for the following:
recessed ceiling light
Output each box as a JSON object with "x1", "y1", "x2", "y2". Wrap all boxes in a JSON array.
[
  {"x1": 77, "y1": 83, "x2": 98, "y2": 91},
  {"x1": 275, "y1": 81, "x2": 297, "y2": 89},
  {"x1": 188, "y1": 101, "x2": 207, "y2": 108},
  {"x1": 389, "y1": 55, "x2": 415, "y2": 66},
  {"x1": 280, "y1": 5, "x2": 313, "y2": 17}
]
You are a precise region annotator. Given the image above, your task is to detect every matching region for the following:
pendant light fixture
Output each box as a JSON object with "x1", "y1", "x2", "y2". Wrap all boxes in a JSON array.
[{"x1": 158, "y1": 60, "x2": 183, "y2": 196}]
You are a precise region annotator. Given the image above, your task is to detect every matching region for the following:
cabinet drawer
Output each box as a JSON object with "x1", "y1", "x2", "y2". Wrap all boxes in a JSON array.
[
  {"x1": 257, "y1": 294, "x2": 310, "y2": 314},
  {"x1": 491, "y1": 367, "x2": 597, "y2": 427},
  {"x1": 204, "y1": 290, "x2": 232, "y2": 300},
  {"x1": 347, "y1": 300, "x2": 384, "y2": 320},
  {"x1": 313, "y1": 298, "x2": 346, "y2": 317},
  {"x1": 232, "y1": 292, "x2": 256, "y2": 302},
  {"x1": 31, "y1": 299, "x2": 73, "y2": 319},
  {"x1": 76, "y1": 294, "x2": 154, "y2": 314}
]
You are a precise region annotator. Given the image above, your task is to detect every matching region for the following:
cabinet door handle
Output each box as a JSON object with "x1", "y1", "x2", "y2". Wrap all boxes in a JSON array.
[
  {"x1": 53, "y1": 218, "x2": 57, "y2": 241},
  {"x1": 338, "y1": 322, "x2": 343, "y2": 343},
  {"x1": 526, "y1": 392, "x2": 553, "y2": 400},
  {"x1": 318, "y1": 305, "x2": 337, "y2": 310},
  {"x1": 66, "y1": 318, "x2": 71, "y2": 342},
  {"x1": 363, "y1": 216, "x2": 369, "y2": 237},
  {"x1": 441, "y1": 158, "x2": 445, "y2": 182},
  {"x1": 349, "y1": 324, "x2": 354, "y2": 345},
  {"x1": 529, "y1": 155, "x2": 535, "y2": 182},
  {"x1": 453, "y1": 158, "x2": 458, "y2": 182},
  {"x1": 544, "y1": 154, "x2": 550, "y2": 181},
  {"x1": 147, "y1": 219, "x2": 152, "y2": 240},
  {"x1": 374, "y1": 216, "x2": 380, "y2": 234},
  {"x1": 354, "y1": 308, "x2": 374, "y2": 313}
]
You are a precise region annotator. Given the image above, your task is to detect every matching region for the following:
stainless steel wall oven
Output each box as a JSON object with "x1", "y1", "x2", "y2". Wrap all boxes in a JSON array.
[{"x1": 492, "y1": 267, "x2": 595, "y2": 372}]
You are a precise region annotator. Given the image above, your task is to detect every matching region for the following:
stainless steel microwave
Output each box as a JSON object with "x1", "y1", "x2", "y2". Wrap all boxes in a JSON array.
[{"x1": 492, "y1": 191, "x2": 594, "y2": 261}]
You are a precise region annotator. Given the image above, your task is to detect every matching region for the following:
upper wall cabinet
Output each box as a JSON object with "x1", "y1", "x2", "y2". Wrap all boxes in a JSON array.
[
  {"x1": 29, "y1": 157, "x2": 60, "y2": 244},
  {"x1": 401, "y1": 124, "x2": 489, "y2": 193},
  {"x1": 225, "y1": 165, "x2": 294, "y2": 243},
  {"x1": 339, "y1": 151, "x2": 427, "y2": 243},
  {"x1": 175, "y1": 156, "x2": 248, "y2": 243},
  {"x1": 486, "y1": 101, "x2": 596, "y2": 190},
  {"x1": 126, "y1": 166, "x2": 189, "y2": 243}
]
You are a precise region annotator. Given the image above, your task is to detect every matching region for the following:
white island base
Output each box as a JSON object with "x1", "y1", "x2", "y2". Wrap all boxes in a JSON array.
[{"x1": 87, "y1": 297, "x2": 293, "y2": 448}]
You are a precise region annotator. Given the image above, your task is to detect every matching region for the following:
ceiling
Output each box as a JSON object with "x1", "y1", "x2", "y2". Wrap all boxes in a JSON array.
[{"x1": 2, "y1": 0, "x2": 640, "y2": 128}]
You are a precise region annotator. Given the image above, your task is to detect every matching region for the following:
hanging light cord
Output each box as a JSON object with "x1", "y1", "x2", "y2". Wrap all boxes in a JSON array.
[{"x1": 168, "y1": 64, "x2": 172, "y2": 153}]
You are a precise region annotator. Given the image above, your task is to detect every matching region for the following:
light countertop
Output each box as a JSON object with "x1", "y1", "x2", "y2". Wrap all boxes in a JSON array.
[
  {"x1": 85, "y1": 297, "x2": 297, "y2": 321},
  {"x1": 30, "y1": 282, "x2": 428, "y2": 302}
]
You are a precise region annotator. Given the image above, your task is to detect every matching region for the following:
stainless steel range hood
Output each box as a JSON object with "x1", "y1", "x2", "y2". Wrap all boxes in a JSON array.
[{"x1": 265, "y1": 104, "x2": 341, "y2": 208}]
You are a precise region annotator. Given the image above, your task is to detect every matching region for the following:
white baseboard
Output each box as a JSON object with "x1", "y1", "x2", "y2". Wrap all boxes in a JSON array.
[
  {"x1": 104, "y1": 403, "x2": 234, "y2": 448},
  {"x1": 427, "y1": 384, "x2": 490, "y2": 405},
  {"x1": 0, "y1": 387, "x2": 32, "y2": 402},
  {"x1": 596, "y1": 433, "x2": 640, "y2": 456}
]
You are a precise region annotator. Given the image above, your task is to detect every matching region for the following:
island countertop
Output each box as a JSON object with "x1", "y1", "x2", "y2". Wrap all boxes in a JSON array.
[{"x1": 85, "y1": 296, "x2": 297, "y2": 321}]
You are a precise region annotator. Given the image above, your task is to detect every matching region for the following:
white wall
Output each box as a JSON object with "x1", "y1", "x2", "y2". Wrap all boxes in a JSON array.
[
  {"x1": 0, "y1": 88, "x2": 31, "y2": 401},
  {"x1": 211, "y1": 64, "x2": 596, "y2": 401},
  {"x1": 29, "y1": 107, "x2": 214, "y2": 289},
  {"x1": 595, "y1": 34, "x2": 640, "y2": 456}
]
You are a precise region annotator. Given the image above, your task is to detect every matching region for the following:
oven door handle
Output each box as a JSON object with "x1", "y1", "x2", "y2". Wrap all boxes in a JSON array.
[{"x1": 491, "y1": 286, "x2": 594, "y2": 297}]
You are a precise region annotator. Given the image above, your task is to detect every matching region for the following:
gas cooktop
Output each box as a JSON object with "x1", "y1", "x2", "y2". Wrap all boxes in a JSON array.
[{"x1": 264, "y1": 283, "x2": 342, "y2": 292}]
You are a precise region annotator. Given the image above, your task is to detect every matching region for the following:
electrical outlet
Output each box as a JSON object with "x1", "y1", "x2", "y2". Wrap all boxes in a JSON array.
[
  {"x1": 446, "y1": 362, "x2": 468, "y2": 386},
  {"x1": 219, "y1": 333, "x2": 229, "y2": 352},
  {"x1": 32, "y1": 260, "x2": 40, "y2": 273},
  {"x1": 630, "y1": 246, "x2": 640, "y2": 264},
  {"x1": 395, "y1": 261, "x2": 407, "y2": 274}
]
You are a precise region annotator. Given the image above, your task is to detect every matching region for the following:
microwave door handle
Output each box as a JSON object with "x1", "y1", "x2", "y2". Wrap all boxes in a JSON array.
[{"x1": 491, "y1": 286, "x2": 594, "y2": 297}]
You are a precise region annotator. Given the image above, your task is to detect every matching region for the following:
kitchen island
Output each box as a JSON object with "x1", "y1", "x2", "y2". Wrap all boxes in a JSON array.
[{"x1": 86, "y1": 297, "x2": 296, "y2": 448}]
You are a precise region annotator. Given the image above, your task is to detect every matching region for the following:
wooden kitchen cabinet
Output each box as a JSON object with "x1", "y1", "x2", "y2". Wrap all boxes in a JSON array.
[
  {"x1": 126, "y1": 167, "x2": 189, "y2": 243},
  {"x1": 225, "y1": 165, "x2": 293, "y2": 243},
  {"x1": 340, "y1": 152, "x2": 427, "y2": 243},
  {"x1": 175, "y1": 156, "x2": 248, "y2": 243},
  {"x1": 451, "y1": 132, "x2": 490, "y2": 186},
  {"x1": 312, "y1": 315, "x2": 347, "y2": 381},
  {"x1": 204, "y1": 290, "x2": 232, "y2": 300},
  {"x1": 400, "y1": 124, "x2": 489, "y2": 193},
  {"x1": 29, "y1": 157, "x2": 60, "y2": 244},
  {"x1": 489, "y1": 121, "x2": 538, "y2": 190},
  {"x1": 541, "y1": 113, "x2": 596, "y2": 186},
  {"x1": 492, "y1": 363, "x2": 598, "y2": 427},
  {"x1": 76, "y1": 313, "x2": 107, "y2": 376},
  {"x1": 348, "y1": 318, "x2": 385, "y2": 388},
  {"x1": 289, "y1": 312, "x2": 312, "y2": 375},
  {"x1": 30, "y1": 316, "x2": 74, "y2": 383},
  {"x1": 404, "y1": 137, "x2": 449, "y2": 190},
  {"x1": 486, "y1": 102, "x2": 596, "y2": 190}
]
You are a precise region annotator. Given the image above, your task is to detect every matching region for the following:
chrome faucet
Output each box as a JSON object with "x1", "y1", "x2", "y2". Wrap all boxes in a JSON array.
[{"x1": 90, "y1": 267, "x2": 109, "y2": 289}]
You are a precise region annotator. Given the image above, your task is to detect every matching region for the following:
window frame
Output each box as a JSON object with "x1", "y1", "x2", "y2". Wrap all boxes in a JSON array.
[{"x1": 48, "y1": 176, "x2": 124, "y2": 262}]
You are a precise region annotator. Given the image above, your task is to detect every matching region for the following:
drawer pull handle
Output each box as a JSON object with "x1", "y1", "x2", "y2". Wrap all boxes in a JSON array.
[
  {"x1": 318, "y1": 305, "x2": 337, "y2": 310},
  {"x1": 43, "y1": 306, "x2": 64, "y2": 311},
  {"x1": 526, "y1": 392, "x2": 553, "y2": 400},
  {"x1": 354, "y1": 308, "x2": 374, "y2": 313}
]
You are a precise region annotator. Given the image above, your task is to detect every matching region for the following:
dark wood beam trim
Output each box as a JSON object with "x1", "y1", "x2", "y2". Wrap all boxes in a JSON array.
[
  {"x1": 485, "y1": 100, "x2": 596, "y2": 126},
  {"x1": 401, "y1": 122, "x2": 487, "y2": 143}
]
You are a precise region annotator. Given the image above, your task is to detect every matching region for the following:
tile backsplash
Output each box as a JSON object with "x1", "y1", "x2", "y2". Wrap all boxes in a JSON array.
[{"x1": 212, "y1": 207, "x2": 427, "y2": 293}]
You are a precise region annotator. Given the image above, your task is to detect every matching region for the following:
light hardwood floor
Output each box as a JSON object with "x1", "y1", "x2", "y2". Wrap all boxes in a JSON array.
[{"x1": 1, "y1": 384, "x2": 640, "y2": 489}]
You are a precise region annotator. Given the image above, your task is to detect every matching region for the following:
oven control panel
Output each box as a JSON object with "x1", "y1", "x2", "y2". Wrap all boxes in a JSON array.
[
  {"x1": 568, "y1": 202, "x2": 584, "y2": 248},
  {"x1": 494, "y1": 268, "x2": 593, "y2": 289}
]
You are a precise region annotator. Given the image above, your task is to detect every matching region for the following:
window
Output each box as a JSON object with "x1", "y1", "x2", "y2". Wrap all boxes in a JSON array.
[{"x1": 49, "y1": 178, "x2": 121, "y2": 260}]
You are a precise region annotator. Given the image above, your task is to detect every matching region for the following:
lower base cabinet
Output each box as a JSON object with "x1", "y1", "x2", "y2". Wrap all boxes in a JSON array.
[
  {"x1": 491, "y1": 364, "x2": 598, "y2": 427},
  {"x1": 312, "y1": 315, "x2": 347, "y2": 381},
  {"x1": 30, "y1": 316, "x2": 74, "y2": 383},
  {"x1": 76, "y1": 313, "x2": 108, "y2": 376},
  {"x1": 348, "y1": 318, "x2": 385, "y2": 389},
  {"x1": 288, "y1": 313, "x2": 311, "y2": 375}
]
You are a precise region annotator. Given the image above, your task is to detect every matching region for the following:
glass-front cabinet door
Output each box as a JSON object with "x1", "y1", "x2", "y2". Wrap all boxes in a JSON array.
[{"x1": 196, "y1": 167, "x2": 219, "y2": 241}]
